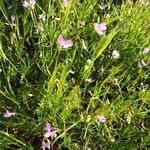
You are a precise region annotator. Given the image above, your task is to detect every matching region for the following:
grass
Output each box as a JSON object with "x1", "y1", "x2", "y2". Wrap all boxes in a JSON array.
[{"x1": 0, "y1": 0, "x2": 150, "y2": 149}]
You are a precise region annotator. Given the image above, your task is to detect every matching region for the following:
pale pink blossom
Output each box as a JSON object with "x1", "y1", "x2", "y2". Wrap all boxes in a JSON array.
[
  {"x1": 22, "y1": 0, "x2": 36, "y2": 9},
  {"x1": 63, "y1": 0, "x2": 68, "y2": 7},
  {"x1": 11, "y1": 15, "x2": 16, "y2": 21},
  {"x1": 43, "y1": 123, "x2": 56, "y2": 138},
  {"x1": 94, "y1": 23, "x2": 107, "y2": 35},
  {"x1": 4, "y1": 110, "x2": 15, "y2": 118},
  {"x1": 22, "y1": 1, "x2": 30, "y2": 8},
  {"x1": 57, "y1": 36, "x2": 73, "y2": 48},
  {"x1": 143, "y1": 47, "x2": 150, "y2": 53},
  {"x1": 112, "y1": 50, "x2": 120, "y2": 58}
]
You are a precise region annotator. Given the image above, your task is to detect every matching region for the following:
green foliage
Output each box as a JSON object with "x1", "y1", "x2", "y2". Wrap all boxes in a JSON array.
[{"x1": 0, "y1": 0, "x2": 149, "y2": 149}]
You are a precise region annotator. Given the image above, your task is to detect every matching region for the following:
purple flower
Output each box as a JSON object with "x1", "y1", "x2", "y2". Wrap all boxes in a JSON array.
[
  {"x1": 143, "y1": 47, "x2": 150, "y2": 53},
  {"x1": 96, "y1": 115, "x2": 107, "y2": 124},
  {"x1": 63, "y1": 0, "x2": 68, "y2": 7},
  {"x1": 112, "y1": 50, "x2": 120, "y2": 58},
  {"x1": 4, "y1": 110, "x2": 15, "y2": 118},
  {"x1": 94, "y1": 23, "x2": 107, "y2": 35},
  {"x1": 57, "y1": 36, "x2": 73, "y2": 48},
  {"x1": 43, "y1": 123, "x2": 55, "y2": 138},
  {"x1": 38, "y1": 13, "x2": 45, "y2": 21},
  {"x1": 11, "y1": 15, "x2": 16, "y2": 21}
]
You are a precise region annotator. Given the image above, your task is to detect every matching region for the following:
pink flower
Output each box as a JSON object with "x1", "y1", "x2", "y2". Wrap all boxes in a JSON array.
[
  {"x1": 4, "y1": 110, "x2": 15, "y2": 118},
  {"x1": 112, "y1": 50, "x2": 120, "y2": 58},
  {"x1": 57, "y1": 36, "x2": 73, "y2": 48},
  {"x1": 29, "y1": 0, "x2": 36, "y2": 9},
  {"x1": 143, "y1": 47, "x2": 150, "y2": 53},
  {"x1": 43, "y1": 123, "x2": 56, "y2": 138},
  {"x1": 11, "y1": 15, "x2": 16, "y2": 21},
  {"x1": 94, "y1": 23, "x2": 107, "y2": 35},
  {"x1": 63, "y1": 0, "x2": 68, "y2": 7},
  {"x1": 96, "y1": 115, "x2": 107, "y2": 124}
]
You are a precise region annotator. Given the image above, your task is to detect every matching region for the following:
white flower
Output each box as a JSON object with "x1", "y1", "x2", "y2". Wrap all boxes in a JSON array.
[
  {"x1": 38, "y1": 13, "x2": 45, "y2": 21},
  {"x1": 112, "y1": 50, "x2": 120, "y2": 58},
  {"x1": 22, "y1": 1, "x2": 30, "y2": 8},
  {"x1": 11, "y1": 15, "x2": 16, "y2": 21},
  {"x1": 22, "y1": 0, "x2": 36, "y2": 9},
  {"x1": 143, "y1": 47, "x2": 150, "y2": 54}
]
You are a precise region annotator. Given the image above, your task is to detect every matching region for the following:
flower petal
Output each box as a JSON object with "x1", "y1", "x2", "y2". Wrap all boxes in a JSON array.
[
  {"x1": 94, "y1": 23, "x2": 107, "y2": 35},
  {"x1": 4, "y1": 110, "x2": 15, "y2": 118}
]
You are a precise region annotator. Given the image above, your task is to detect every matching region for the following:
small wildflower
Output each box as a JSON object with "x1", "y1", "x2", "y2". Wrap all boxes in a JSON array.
[
  {"x1": 44, "y1": 123, "x2": 56, "y2": 138},
  {"x1": 0, "y1": 68, "x2": 2, "y2": 72},
  {"x1": 29, "y1": 0, "x2": 36, "y2": 9},
  {"x1": 57, "y1": 36, "x2": 73, "y2": 48},
  {"x1": 22, "y1": 1, "x2": 30, "y2": 8},
  {"x1": 112, "y1": 50, "x2": 120, "y2": 58},
  {"x1": 96, "y1": 115, "x2": 107, "y2": 124},
  {"x1": 143, "y1": 47, "x2": 150, "y2": 53},
  {"x1": 4, "y1": 110, "x2": 15, "y2": 118},
  {"x1": 63, "y1": 0, "x2": 68, "y2": 7},
  {"x1": 22, "y1": 0, "x2": 36, "y2": 9},
  {"x1": 38, "y1": 13, "x2": 45, "y2": 21},
  {"x1": 94, "y1": 23, "x2": 107, "y2": 35},
  {"x1": 11, "y1": 15, "x2": 16, "y2": 21}
]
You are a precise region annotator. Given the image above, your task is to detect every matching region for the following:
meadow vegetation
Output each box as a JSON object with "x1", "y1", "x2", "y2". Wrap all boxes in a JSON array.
[{"x1": 0, "y1": 0, "x2": 149, "y2": 149}]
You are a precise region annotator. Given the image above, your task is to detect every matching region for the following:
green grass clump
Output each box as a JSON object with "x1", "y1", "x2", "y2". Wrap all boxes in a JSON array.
[{"x1": 0, "y1": 0, "x2": 149, "y2": 149}]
